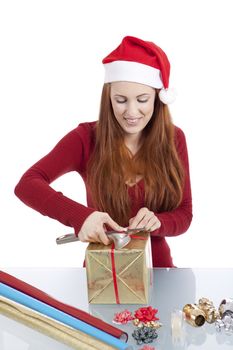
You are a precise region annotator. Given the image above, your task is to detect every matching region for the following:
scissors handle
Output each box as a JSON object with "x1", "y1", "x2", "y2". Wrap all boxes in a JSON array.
[{"x1": 56, "y1": 234, "x2": 79, "y2": 244}]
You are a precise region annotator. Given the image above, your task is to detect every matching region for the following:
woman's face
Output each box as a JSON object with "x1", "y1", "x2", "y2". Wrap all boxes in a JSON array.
[{"x1": 110, "y1": 81, "x2": 156, "y2": 138}]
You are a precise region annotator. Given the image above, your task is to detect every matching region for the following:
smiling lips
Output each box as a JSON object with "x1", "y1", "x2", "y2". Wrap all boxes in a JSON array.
[{"x1": 124, "y1": 117, "x2": 142, "y2": 126}]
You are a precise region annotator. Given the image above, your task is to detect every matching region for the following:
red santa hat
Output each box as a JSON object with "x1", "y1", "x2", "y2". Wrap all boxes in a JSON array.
[{"x1": 102, "y1": 36, "x2": 176, "y2": 104}]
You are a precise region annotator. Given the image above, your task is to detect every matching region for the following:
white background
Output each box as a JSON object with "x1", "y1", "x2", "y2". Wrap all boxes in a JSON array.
[{"x1": 1, "y1": 0, "x2": 233, "y2": 267}]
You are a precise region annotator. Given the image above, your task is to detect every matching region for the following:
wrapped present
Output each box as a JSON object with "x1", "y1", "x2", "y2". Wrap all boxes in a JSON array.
[{"x1": 85, "y1": 232, "x2": 152, "y2": 304}]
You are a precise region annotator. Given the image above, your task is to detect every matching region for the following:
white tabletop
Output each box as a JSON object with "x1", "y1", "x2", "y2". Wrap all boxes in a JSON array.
[{"x1": 1, "y1": 267, "x2": 233, "y2": 350}]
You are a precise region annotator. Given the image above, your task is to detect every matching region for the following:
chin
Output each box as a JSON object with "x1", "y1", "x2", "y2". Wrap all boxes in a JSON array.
[{"x1": 125, "y1": 127, "x2": 143, "y2": 135}]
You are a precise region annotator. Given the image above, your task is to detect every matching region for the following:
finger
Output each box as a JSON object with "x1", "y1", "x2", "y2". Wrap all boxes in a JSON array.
[
  {"x1": 104, "y1": 214, "x2": 126, "y2": 232},
  {"x1": 139, "y1": 213, "x2": 156, "y2": 229},
  {"x1": 129, "y1": 209, "x2": 152, "y2": 229},
  {"x1": 144, "y1": 215, "x2": 159, "y2": 231},
  {"x1": 89, "y1": 237, "x2": 101, "y2": 243},
  {"x1": 92, "y1": 233, "x2": 102, "y2": 243},
  {"x1": 128, "y1": 213, "x2": 146, "y2": 229},
  {"x1": 87, "y1": 234, "x2": 107, "y2": 244},
  {"x1": 128, "y1": 217, "x2": 135, "y2": 226},
  {"x1": 79, "y1": 235, "x2": 97, "y2": 243},
  {"x1": 77, "y1": 230, "x2": 88, "y2": 242},
  {"x1": 149, "y1": 220, "x2": 161, "y2": 232},
  {"x1": 79, "y1": 229, "x2": 102, "y2": 243},
  {"x1": 98, "y1": 230, "x2": 111, "y2": 245}
]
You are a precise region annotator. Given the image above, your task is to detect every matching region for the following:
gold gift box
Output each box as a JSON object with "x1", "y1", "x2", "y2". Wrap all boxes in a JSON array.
[{"x1": 85, "y1": 232, "x2": 152, "y2": 304}]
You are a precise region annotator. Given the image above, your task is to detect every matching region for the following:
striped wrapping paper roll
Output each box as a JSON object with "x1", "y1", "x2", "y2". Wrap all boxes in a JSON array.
[
  {"x1": 0, "y1": 283, "x2": 132, "y2": 350},
  {"x1": 0, "y1": 270, "x2": 127, "y2": 341},
  {"x1": 0, "y1": 295, "x2": 119, "y2": 350}
]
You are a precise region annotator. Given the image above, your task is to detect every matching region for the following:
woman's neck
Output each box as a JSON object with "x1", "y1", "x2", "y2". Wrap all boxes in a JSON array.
[{"x1": 124, "y1": 133, "x2": 142, "y2": 156}]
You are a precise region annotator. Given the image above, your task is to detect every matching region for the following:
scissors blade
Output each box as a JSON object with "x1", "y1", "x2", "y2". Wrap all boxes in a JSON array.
[{"x1": 105, "y1": 227, "x2": 145, "y2": 235}]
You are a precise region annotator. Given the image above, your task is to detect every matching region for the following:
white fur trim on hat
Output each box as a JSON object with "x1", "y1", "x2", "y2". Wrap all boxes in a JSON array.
[
  {"x1": 104, "y1": 60, "x2": 163, "y2": 89},
  {"x1": 159, "y1": 88, "x2": 177, "y2": 104}
]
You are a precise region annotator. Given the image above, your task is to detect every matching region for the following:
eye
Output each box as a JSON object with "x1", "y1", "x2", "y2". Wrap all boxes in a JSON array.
[
  {"x1": 116, "y1": 99, "x2": 127, "y2": 104},
  {"x1": 137, "y1": 99, "x2": 148, "y2": 103}
]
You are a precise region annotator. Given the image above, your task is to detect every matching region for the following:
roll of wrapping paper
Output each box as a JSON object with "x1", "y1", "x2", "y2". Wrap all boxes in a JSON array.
[
  {"x1": 0, "y1": 270, "x2": 127, "y2": 341},
  {"x1": 0, "y1": 296, "x2": 117, "y2": 350},
  {"x1": 0, "y1": 283, "x2": 132, "y2": 350}
]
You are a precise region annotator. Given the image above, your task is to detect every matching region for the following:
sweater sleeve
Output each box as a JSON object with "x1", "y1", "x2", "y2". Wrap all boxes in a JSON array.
[
  {"x1": 14, "y1": 124, "x2": 96, "y2": 235},
  {"x1": 152, "y1": 127, "x2": 193, "y2": 237}
]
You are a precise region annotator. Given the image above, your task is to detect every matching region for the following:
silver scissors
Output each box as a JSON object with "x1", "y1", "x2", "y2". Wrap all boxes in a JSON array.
[{"x1": 56, "y1": 227, "x2": 145, "y2": 245}]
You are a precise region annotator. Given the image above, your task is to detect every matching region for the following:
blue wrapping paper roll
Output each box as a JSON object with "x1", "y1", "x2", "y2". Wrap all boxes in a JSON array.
[{"x1": 0, "y1": 283, "x2": 132, "y2": 350}]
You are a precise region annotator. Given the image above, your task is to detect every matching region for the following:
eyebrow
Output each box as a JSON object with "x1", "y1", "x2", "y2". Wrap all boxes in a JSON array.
[{"x1": 113, "y1": 93, "x2": 151, "y2": 98}]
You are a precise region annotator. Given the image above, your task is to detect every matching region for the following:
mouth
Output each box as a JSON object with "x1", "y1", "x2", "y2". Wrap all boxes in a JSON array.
[{"x1": 123, "y1": 117, "x2": 142, "y2": 126}]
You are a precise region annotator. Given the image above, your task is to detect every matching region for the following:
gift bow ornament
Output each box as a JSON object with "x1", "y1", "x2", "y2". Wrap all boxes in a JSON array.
[{"x1": 56, "y1": 227, "x2": 145, "y2": 249}]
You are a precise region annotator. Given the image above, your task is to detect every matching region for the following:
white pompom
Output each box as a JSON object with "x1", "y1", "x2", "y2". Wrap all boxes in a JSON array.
[{"x1": 159, "y1": 88, "x2": 177, "y2": 104}]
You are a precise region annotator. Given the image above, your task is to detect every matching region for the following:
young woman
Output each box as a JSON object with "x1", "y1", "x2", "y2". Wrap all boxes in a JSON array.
[{"x1": 15, "y1": 36, "x2": 192, "y2": 267}]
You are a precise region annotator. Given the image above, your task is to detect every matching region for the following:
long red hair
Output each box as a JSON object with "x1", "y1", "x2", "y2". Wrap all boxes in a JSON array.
[{"x1": 87, "y1": 83, "x2": 184, "y2": 226}]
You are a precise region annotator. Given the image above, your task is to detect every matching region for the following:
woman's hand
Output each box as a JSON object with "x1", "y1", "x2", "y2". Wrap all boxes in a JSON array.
[
  {"x1": 128, "y1": 207, "x2": 161, "y2": 232},
  {"x1": 78, "y1": 211, "x2": 125, "y2": 245}
]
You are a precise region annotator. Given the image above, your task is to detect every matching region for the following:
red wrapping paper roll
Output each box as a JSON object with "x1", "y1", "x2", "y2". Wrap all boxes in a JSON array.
[{"x1": 0, "y1": 270, "x2": 128, "y2": 341}]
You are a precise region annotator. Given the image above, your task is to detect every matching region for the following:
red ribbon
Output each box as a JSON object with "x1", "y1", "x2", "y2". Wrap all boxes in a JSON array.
[
  {"x1": 110, "y1": 242, "x2": 120, "y2": 304},
  {"x1": 130, "y1": 235, "x2": 147, "y2": 240},
  {"x1": 110, "y1": 234, "x2": 147, "y2": 304}
]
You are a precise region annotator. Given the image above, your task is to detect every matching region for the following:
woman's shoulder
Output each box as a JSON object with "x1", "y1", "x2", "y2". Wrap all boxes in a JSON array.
[
  {"x1": 70, "y1": 121, "x2": 97, "y2": 143},
  {"x1": 174, "y1": 125, "x2": 187, "y2": 144},
  {"x1": 173, "y1": 125, "x2": 188, "y2": 156},
  {"x1": 71, "y1": 121, "x2": 97, "y2": 155},
  {"x1": 74, "y1": 121, "x2": 97, "y2": 135}
]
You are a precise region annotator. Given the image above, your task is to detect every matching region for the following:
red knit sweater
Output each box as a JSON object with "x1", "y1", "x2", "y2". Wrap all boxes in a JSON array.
[{"x1": 15, "y1": 122, "x2": 192, "y2": 267}]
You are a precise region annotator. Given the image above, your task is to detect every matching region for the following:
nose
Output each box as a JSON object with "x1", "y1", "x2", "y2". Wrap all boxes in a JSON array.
[{"x1": 126, "y1": 101, "x2": 140, "y2": 116}]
